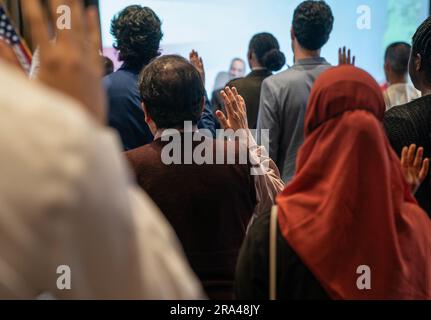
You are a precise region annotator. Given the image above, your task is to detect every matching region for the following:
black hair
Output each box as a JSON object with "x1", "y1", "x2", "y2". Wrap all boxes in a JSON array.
[
  {"x1": 292, "y1": 1, "x2": 334, "y2": 51},
  {"x1": 110, "y1": 5, "x2": 163, "y2": 70},
  {"x1": 249, "y1": 33, "x2": 286, "y2": 71},
  {"x1": 385, "y1": 42, "x2": 411, "y2": 75},
  {"x1": 412, "y1": 16, "x2": 431, "y2": 82},
  {"x1": 139, "y1": 55, "x2": 205, "y2": 129}
]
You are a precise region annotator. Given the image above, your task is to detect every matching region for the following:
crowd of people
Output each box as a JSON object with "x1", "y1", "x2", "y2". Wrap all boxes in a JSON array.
[{"x1": 0, "y1": 0, "x2": 430, "y2": 299}]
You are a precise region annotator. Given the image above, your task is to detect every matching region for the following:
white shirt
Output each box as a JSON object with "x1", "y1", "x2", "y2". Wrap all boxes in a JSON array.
[
  {"x1": 0, "y1": 61, "x2": 204, "y2": 299},
  {"x1": 384, "y1": 83, "x2": 421, "y2": 111}
]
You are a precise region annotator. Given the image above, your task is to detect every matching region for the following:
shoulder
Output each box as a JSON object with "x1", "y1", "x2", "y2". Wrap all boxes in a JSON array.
[
  {"x1": 384, "y1": 97, "x2": 431, "y2": 127},
  {"x1": 262, "y1": 69, "x2": 301, "y2": 91},
  {"x1": 0, "y1": 60, "x2": 128, "y2": 215},
  {"x1": 125, "y1": 142, "x2": 160, "y2": 166}
]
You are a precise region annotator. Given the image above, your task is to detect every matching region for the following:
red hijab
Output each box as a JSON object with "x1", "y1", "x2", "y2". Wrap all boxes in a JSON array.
[{"x1": 277, "y1": 66, "x2": 431, "y2": 299}]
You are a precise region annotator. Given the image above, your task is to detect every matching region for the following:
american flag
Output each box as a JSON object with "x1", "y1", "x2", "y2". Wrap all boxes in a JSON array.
[{"x1": 0, "y1": 5, "x2": 32, "y2": 73}]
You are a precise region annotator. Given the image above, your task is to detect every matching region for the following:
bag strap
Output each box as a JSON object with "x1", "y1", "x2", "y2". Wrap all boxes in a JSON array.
[{"x1": 269, "y1": 205, "x2": 278, "y2": 300}]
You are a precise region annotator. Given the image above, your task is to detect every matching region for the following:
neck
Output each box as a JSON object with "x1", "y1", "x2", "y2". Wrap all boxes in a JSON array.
[
  {"x1": 388, "y1": 74, "x2": 408, "y2": 85},
  {"x1": 416, "y1": 78, "x2": 431, "y2": 96},
  {"x1": 294, "y1": 46, "x2": 320, "y2": 63},
  {"x1": 421, "y1": 88, "x2": 431, "y2": 96},
  {"x1": 250, "y1": 59, "x2": 263, "y2": 70}
]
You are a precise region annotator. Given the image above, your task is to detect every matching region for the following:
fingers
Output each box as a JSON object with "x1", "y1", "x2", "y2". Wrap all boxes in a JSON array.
[
  {"x1": 190, "y1": 50, "x2": 199, "y2": 62},
  {"x1": 413, "y1": 147, "x2": 424, "y2": 172},
  {"x1": 86, "y1": 6, "x2": 102, "y2": 67},
  {"x1": 407, "y1": 144, "x2": 417, "y2": 168},
  {"x1": 401, "y1": 146, "x2": 409, "y2": 168},
  {"x1": 220, "y1": 89, "x2": 235, "y2": 121},
  {"x1": 419, "y1": 158, "x2": 430, "y2": 182},
  {"x1": 232, "y1": 87, "x2": 246, "y2": 113},
  {"x1": 226, "y1": 87, "x2": 239, "y2": 112},
  {"x1": 189, "y1": 50, "x2": 196, "y2": 61},
  {"x1": 338, "y1": 47, "x2": 356, "y2": 65},
  {"x1": 215, "y1": 110, "x2": 230, "y2": 129},
  {"x1": 68, "y1": 0, "x2": 86, "y2": 38},
  {"x1": 22, "y1": 0, "x2": 50, "y2": 51}
]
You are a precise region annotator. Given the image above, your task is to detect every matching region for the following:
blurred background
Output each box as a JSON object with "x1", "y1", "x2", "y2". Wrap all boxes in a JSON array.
[{"x1": 5, "y1": 0, "x2": 431, "y2": 91}]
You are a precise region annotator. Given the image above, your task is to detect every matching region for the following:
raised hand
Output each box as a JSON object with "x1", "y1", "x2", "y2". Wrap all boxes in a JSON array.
[
  {"x1": 189, "y1": 50, "x2": 205, "y2": 86},
  {"x1": 215, "y1": 87, "x2": 248, "y2": 131},
  {"x1": 401, "y1": 144, "x2": 429, "y2": 194},
  {"x1": 338, "y1": 47, "x2": 356, "y2": 66},
  {"x1": 23, "y1": 0, "x2": 106, "y2": 124}
]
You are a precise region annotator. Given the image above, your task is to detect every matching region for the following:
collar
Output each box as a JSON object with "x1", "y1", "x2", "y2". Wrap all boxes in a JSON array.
[
  {"x1": 294, "y1": 57, "x2": 329, "y2": 67},
  {"x1": 154, "y1": 125, "x2": 199, "y2": 140}
]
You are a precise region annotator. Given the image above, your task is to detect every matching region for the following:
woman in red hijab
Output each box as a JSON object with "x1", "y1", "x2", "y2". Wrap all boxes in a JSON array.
[{"x1": 235, "y1": 65, "x2": 431, "y2": 300}]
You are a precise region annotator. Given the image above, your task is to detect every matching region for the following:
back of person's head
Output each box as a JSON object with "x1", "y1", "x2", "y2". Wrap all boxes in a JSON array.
[
  {"x1": 139, "y1": 55, "x2": 205, "y2": 129},
  {"x1": 411, "y1": 16, "x2": 431, "y2": 84},
  {"x1": 111, "y1": 5, "x2": 163, "y2": 70},
  {"x1": 249, "y1": 33, "x2": 286, "y2": 72},
  {"x1": 292, "y1": 0, "x2": 334, "y2": 51},
  {"x1": 103, "y1": 56, "x2": 114, "y2": 76},
  {"x1": 385, "y1": 42, "x2": 411, "y2": 76}
]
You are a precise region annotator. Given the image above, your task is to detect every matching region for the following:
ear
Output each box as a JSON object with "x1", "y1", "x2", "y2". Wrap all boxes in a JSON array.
[
  {"x1": 142, "y1": 102, "x2": 151, "y2": 123},
  {"x1": 247, "y1": 50, "x2": 253, "y2": 61},
  {"x1": 415, "y1": 53, "x2": 423, "y2": 72},
  {"x1": 384, "y1": 61, "x2": 390, "y2": 73},
  {"x1": 290, "y1": 27, "x2": 295, "y2": 41}
]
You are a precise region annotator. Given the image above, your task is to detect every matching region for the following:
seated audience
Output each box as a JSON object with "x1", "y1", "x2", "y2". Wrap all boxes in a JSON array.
[
  {"x1": 236, "y1": 65, "x2": 431, "y2": 300},
  {"x1": 257, "y1": 0, "x2": 334, "y2": 183},
  {"x1": 125, "y1": 55, "x2": 284, "y2": 299},
  {"x1": 384, "y1": 17, "x2": 431, "y2": 218},
  {"x1": 227, "y1": 33, "x2": 286, "y2": 129},
  {"x1": 104, "y1": 5, "x2": 216, "y2": 151},
  {"x1": 1, "y1": 0, "x2": 204, "y2": 299},
  {"x1": 383, "y1": 42, "x2": 420, "y2": 110}
]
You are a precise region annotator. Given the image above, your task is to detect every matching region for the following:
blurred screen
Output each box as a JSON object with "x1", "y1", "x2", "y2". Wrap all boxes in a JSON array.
[{"x1": 100, "y1": 0, "x2": 430, "y2": 92}]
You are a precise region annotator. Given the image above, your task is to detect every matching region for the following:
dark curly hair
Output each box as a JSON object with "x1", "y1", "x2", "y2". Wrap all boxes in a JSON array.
[
  {"x1": 139, "y1": 55, "x2": 205, "y2": 129},
  {"x1": 249, "y1": 33, "x2": 286, "y2": 72},
  {"x1": 110, "y1": 5, "x2": 163, "y2": 70},
  {"x1": 292, "y1": 1, "x2": 334, "y2": 51}
]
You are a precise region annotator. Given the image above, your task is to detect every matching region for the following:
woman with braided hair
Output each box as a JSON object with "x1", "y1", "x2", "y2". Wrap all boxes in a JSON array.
[{"x1": 384, "y1": 16, "x2": 431, "y2": 219}]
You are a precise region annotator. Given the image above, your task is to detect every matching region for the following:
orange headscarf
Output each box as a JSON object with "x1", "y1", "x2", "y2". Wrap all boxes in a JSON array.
[{"x1": 277, "y1": 65, "x2": 431, "y2": 299}]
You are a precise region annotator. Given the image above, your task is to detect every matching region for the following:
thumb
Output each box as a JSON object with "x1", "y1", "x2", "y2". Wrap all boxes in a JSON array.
[{"x1": 216, "y1": 110, "x2": 230, "y2": 129}]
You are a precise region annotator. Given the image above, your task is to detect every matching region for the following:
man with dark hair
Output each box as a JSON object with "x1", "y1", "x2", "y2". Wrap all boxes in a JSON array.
[
  {"x1": 384, "y1": 17, "x2": 431, "y2": 219},
  {"x1": 383, "y1": 42, "x2": 420, "y2": 110},
  {"x1": 257, "y1": 0, "x2": 333, "y2": 183},
  {"x1": 125, "y1": 55, "x2": 283, "y2": 299},
  {"x1": 104, "y1": 6, "x2": 216, "y2": 151}
]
